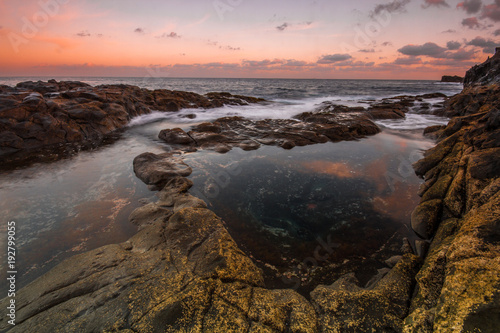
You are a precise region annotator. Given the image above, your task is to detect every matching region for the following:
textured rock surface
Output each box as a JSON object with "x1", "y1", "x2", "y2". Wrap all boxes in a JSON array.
[
  {"x1": 158, "y1": 105, "x2": 391, "y2": 153},
  {"x1": 159, "y1": 114, "x2": 381, "y2": 153},
  {"x1": 463, "y1": 48, "x2": 500, "y2": 87},
  {"x1": 405, "y1": 54, "x2": 500, "y2": 332},
  {"x1": 0, "y1": 80, "x2": 264, "y2": 167}
]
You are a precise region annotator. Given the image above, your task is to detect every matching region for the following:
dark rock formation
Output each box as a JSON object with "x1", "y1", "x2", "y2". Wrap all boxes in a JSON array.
[
  {"x1": 405, "y1": 55, "x2": 500, "y2": 331},
  {"x1": 440, "y1": 75, "x2": 464, "y2": 83},
  {"x1": 0, "y1": 80, "x2": 264, "y2": 168},
  {"x1": 158, "y1": 105, "x2": 391, "y2": 153},
  {"x1": 464, "y1": 48, "x2": 500, "y2": 87}
]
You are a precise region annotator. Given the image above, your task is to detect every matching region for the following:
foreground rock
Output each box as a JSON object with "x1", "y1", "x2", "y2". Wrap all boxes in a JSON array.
[
  {"x1": 0, "y1": 80, "x2": 264, "y2": 168},
  {"x1": 405, "y1": 54, "x2": 500, "y2": 331},
  {"x1": 0, "y1": 152, "x2": 421, "y2": 332}
]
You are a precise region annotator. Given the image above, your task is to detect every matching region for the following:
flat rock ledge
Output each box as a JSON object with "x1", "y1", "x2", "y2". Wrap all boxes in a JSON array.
[
  {"x1": 157, "y1": 93, "x2": 450, "y2": 154},
  {"x1": 158, "y1": 113, "x2": 381, "y2": 153},
  {"x1": 0, "y1": 80, "x2": 265, "y2": 168}
]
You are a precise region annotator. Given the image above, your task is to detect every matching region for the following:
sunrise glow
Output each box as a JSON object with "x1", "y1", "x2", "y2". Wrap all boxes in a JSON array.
[{"x1": 0, "y1": 0, "x2": 499, "y2": 79}]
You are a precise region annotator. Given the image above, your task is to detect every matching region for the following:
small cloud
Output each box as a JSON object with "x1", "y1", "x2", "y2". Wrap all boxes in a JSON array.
[
  {"x1": 447, "y1": 41, "x2": 462, "y2": 50},
  {"x1": 359, "y1": 48, "x2": 376, "y2": 53},
  {"x1": 134, "y1": 27, "x2": 145, "y2": 34},
  {"x1": 381, "y1": 41, "x2": 393, "y2": 47},
  {"x1": 317, "y1": 54, "x2": 352, "y2": 64},
  {"x1": 442, "y1": 29, "x2": 457, "y2": 33},
  {"x1": 494, "y1": 28, "x2": 500, "y2": 36},
  {"x1": 157, "y1": 32, "x2": 181, "y2": 38},
  {"x1": 76, "y1": 30, "x2": 91, "y2": 37},
  {"x1": 422, "y1": 0, "x2": 450, "y2": 8},
  {"x1": 393, "y1": 57, "x2": 423, "y2": 65},
  {"x1": 481, "y1": 2, "x2": 500, "y2": 22},
  {"x1": 285, "y1": 60, "x2": 309, "y2": 67},
  {"x1": 398, "y1": 42, "x2": 447, "y2": 57},
  {"x1": 371, "y1": 0, "x2": 410, "y2": 17},
  {"x1": 467, "y1": 36, "x2": 499, "y2": 53},
  {"x1": 462, "y1": 17, "x2": 481, "y2": 28},
  {"x1": 220, "y1": 45, "x2": 241, "y2": 51},
  {"x1": 276, "y1": 23, "x2": 288, "y2": 31},
  {"x1": 457, "y1": 0, "x2": 483, "y2": 14},
  {"x1": 97, "y1": 34, "x2": 103, "y2": 38}
]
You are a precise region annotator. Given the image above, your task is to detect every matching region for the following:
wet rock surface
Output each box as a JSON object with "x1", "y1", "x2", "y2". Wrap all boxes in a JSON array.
[
  {"x1": 0, "y1": 80, "x2": 264, "y2": 168},
  {"x1": 159, "y1": 112, "x2": 381, "y2": 153},
  {"x1": 157, "y1": 98, "x2": 433, "y2": 153}
]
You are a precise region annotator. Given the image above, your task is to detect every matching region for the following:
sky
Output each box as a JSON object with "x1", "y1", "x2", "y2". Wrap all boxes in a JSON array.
[{"x1": 0, "y1": 0, "x2": 499, "y2": 79}]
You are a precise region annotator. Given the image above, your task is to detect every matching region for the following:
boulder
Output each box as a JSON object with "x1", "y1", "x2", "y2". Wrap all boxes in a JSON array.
[{"x1": 133, "y1": 152, "x2": 192, "y2": 189}]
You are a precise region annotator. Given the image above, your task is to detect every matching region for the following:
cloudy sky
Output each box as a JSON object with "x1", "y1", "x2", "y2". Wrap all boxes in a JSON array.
[{"x1": 0, "y1": 0, "x2": 499, "y2": 79}]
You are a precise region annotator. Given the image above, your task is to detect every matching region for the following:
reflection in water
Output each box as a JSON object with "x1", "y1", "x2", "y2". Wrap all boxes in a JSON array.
[
  {"x1": 187, "y1": 130, "x2": 434, "y2": 293},
  {"x1": 0, "y1": 129, "x2": 166, "y2": 293}
]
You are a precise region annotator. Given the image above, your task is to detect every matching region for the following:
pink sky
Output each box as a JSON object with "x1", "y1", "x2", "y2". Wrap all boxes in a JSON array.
[{"x1": 0, "y1": 0, "x2": 499, "y2": 79}]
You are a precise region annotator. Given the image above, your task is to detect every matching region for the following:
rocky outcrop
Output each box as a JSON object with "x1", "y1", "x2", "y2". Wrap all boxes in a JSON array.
[
  {"x1": 157, "y1": 96, "x2": 440, "y2": 154},
  {"x1": 158, "y1": 111, "x2": 381, "y2": 153},
  {"x1": 464, "y1": 48, "x2": 500, "y2": 87},
  {"x1": 405, "y1": 56, "x2": 500, "y2": 331},
  {"x1": 440, "y1": 75, "x2": 463, "y2": 83},
  {"x1": 0, "y1": 80, "x2": 264, "y2": 168}
]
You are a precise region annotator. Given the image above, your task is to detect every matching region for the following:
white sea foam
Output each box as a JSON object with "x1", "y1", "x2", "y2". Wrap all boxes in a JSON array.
[
  {"x1": 127, "y1": 112, "x2": 176, "y2": 126},
  {"x1": 128, "y1": 97, "x2": 334, "y2": 127},
  {"x1": 375, "y1": 113, "x2": 449, "y2": 130}
]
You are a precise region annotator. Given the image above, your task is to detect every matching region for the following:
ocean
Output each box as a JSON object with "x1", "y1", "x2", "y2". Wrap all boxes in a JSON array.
[{"x1": 0, "y1": 77, "x2": 463, "y2": 293}]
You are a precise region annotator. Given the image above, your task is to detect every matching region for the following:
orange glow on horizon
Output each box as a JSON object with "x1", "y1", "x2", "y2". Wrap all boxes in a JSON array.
[{"x1": 0, "y1": 0, "x2": 495, "y2": 79}]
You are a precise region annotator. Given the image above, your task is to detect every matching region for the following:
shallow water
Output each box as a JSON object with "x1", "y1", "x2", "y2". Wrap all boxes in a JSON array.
[{"x1": 185, "y1": 129, "x2": 434, "y2": 291}]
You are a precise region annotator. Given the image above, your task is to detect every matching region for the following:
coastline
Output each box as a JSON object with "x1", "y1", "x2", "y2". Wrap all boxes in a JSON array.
[{"x1": 0, "y1": 58, "x2": 499, "y2": 332}]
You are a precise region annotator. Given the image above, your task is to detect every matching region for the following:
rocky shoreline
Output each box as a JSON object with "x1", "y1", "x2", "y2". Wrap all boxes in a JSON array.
[
  {"x1": 1, "y1": 55, "x2": 499, "y2": 332},
  {"x1": 0, "y1": 80, "x2": 264, "y2": 169}
]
